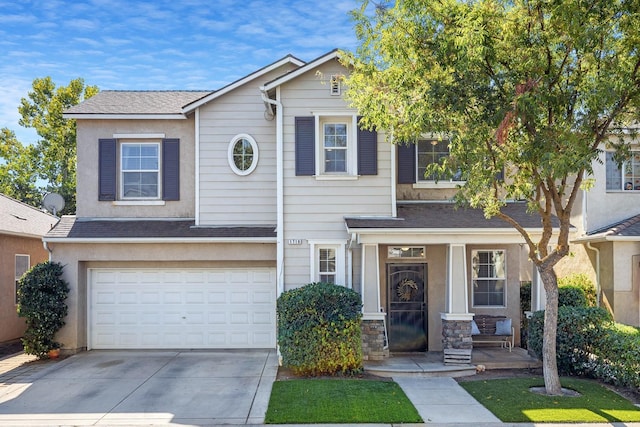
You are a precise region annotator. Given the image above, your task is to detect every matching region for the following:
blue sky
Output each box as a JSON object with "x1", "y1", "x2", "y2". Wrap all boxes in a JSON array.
[{"x1": 0, "y1": 0, "x2": 362, "y2": 144}]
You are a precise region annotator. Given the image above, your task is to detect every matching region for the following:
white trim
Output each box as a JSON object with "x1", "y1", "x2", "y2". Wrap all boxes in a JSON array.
[
  {"x1": 63, "y1": 114, "x2": 187, "y2": 120},
  {"x1": 391, "y1": 141, "x2": 397, "y2": 217},
  {"x1": 14, "y1": 254, "x2": 30, "y2": 305},
  {"x1": 184, "y1": 56, "x2": 305, "y2": 113},
  {"x1": 112, "y1": 200, "x2": 165, "y2": 206},
  {"x1": 440, "y1": 313, "x2": 474, "y2": 321},
  {"x1": 195, "y1": 108, "x2": 201, "y2": 226},
  {"x1": 314, "y1": 175, "x2": 359, "y2": 181},
  {"x1": 314, "y1": 113, "x2": 358, "y2": 177},
  {"x1": 471, "y1": 249, "x2": 507, "y2": 308},
  {"x1": 113, "y1": 133, "x2": 165, "y2": 139},
  {"x1": 228, "y1": 134, "x2": 259, "y2": 176},
  {"x1": 308, "y1": 239, "x2": 347, "y2": 286},
  {"x1": 262, "y1": 50, "x2": 339, "y2": 91},
  {"x1": 120, "y1": 141, "x2": 161, "y2": 201}
]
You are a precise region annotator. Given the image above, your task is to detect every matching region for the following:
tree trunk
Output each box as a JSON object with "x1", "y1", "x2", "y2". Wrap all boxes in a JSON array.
[{"x1": 539, "y1": 266, "x2": 562, "y2": 395}]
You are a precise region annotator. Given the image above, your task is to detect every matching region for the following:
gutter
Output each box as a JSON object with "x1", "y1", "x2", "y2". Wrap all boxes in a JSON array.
[
  {"x1": 260, "y1": 86, "x2": 285, "y2": 297},
  {"x1": 42, "y1": 237, "x2": 277, "y2": 244}
]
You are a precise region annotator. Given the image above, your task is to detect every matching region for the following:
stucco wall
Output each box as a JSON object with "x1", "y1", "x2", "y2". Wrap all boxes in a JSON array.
[
  {"x1": 49, "y1": 241, "x2": 275, "y2": 351},
  {"x1": 0, "y1": 235, "x2": 49, "y2": 342},
  {"x1": 75, "y1": 118, "x2": 196, "y2": 218}
]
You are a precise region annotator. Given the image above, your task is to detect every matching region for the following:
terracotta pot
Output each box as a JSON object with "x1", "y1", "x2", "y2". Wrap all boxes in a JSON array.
[{"x1": 48, "y1": 349, "x2": 60, "y2": 359}]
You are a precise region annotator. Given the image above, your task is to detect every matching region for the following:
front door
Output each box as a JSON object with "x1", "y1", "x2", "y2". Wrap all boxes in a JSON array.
[{"x1": 387, "y1": 263, "x2": 427, "y2": 352}]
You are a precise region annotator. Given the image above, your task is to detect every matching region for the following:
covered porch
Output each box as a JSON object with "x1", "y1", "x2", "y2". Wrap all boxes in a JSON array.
[{"x1": 364, "y1": 347, "x2": 541, "y2": 378}]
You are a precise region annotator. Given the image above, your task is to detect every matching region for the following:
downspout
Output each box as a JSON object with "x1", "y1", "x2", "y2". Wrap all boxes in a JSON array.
[
  {"x1": 195, "y1": 108, "x2": 201, "y2": 226},
  {"x1": 586, "y1": 242, "x2": 601, "y2": 306},
  {"x1": 260, "y1": 87, "x2": 284, "y2": 296},
  {"x1": 43, "y1": 241, "x2": 53, "y2": 261}
]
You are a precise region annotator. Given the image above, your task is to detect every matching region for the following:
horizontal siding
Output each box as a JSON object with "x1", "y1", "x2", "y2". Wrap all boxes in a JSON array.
[
  {"x1": 279, "y1": 59, "x2": 393, "y2": 287},
  {"x1": 197, "y1": 66, "x2": 290, "y2": 226}
]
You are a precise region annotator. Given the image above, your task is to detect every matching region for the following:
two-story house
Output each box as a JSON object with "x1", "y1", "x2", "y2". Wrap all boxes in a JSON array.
[{"x1": 48, "y1": 50, "x2": 568, "y2": 358}]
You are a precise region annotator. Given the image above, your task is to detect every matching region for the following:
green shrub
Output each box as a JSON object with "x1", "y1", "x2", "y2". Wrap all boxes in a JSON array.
[
  {"x1": 16, "y1": 261, "x2": 69, "y2": 358},
  {"x1": 558, "y1": 286, "x2": 588, "y2": 307},
  {"x1": 277, "y1": 282, "x2": 363, "y2": 376},
  {"x1": 528, "y1": 306, "x2": 612, "y2": 374},
  {"x1": 584, "y1": 323, "x2": 640, "y2": 392},
  {"x1": 558, "y1": 274, "x2": 597, "y2": 307}
]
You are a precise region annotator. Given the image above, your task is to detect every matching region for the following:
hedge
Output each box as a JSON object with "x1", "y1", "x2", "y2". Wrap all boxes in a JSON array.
[
  {"x1": 277, "y1": 282, "x2": 363, "y2": 376},
  {"x1": 529, "y1": 306, "x2": 639, "y2": 392}
]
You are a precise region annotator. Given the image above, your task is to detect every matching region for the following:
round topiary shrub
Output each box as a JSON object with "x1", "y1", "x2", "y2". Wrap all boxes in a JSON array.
[
  {"x1": 277, "y1": 282, "x2": 363, "y2": 376},
  {"x1": 558, "y1": 285, "x2": 588, "y2": 308},
  {"x1": 16, "y1": 261, "x2": 70, "y2": 358}
]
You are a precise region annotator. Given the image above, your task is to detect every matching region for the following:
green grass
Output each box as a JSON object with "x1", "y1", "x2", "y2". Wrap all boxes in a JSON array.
[
  {"x1": 460, "y1": 377, "x2": 640, "y2": 423},
  {"x1": 265, "y1": 379, "x2": 423, "y2": 424}
]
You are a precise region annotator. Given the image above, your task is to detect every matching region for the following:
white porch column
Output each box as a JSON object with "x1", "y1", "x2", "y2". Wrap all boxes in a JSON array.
[
  {"x1": 443, "y1": 244, "x2": 470, "y2": 315},
  {"x1": 531, "y1": 265, "x2": 546, "y2": 311},
  {"x1": 361, "y1": 244, "x2": 381, "y2": 316}
]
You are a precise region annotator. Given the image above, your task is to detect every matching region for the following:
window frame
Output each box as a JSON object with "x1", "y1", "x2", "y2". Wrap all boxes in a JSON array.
[
  {"x1": 314, "y1": 113, "x2": 358, "y2": 179},
  {"x1": 15, "y1": 254, "x2": 30, "y2": 305},
  {"x1": 413, "y1": 138, "x2": 464, "y2": 188},
  {"x1": 606, "y1": 150, "x2": 640, "y2": 191},
  {"x1": 228, "y1": 133, "x2": 259, "y2": 176},
  {"x1": 309, "y1": 240, "x2": 346, "y2": 286},
  {"x1": 471, "y1": 249, "x2": 507, "y2": 308},
  {"x1": 120, "y1": 141, "x2": 161, "y2": 200}
]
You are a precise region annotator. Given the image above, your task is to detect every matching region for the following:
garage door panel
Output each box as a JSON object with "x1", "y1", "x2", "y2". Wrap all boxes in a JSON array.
[{"x1": 90, "y1": 268, "x2": 276, "y2": 349}]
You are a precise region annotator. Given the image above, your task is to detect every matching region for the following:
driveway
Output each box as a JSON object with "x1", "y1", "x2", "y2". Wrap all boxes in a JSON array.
[{"x1": 0, "y1": 349, "x2": 277, "y2": 426}]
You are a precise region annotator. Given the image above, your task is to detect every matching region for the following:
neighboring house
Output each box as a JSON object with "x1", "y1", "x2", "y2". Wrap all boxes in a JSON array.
[
  {"x1": 568, "y1": 142, "x2": 640, "y2": 328},
  {"x1": 0, "y1": 194, "x2": 57, "y2": 343},
  {"x1": 49, "y1": 50, "x2": 571, "y2": 358}
]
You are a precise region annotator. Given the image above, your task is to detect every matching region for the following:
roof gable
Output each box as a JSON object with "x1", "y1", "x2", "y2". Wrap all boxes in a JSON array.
[
  {"x1": 261, "y1": 49, "x2": 341, "y2": 91},
  {"x1": 0, "y1": 193, "x2": 57, "y2": 238},
  {"x1": 182, "y1": 54, "x2": 306, "y2": 113}
]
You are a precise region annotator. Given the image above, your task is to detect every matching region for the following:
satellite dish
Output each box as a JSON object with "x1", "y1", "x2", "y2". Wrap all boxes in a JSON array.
[{"x1": 43, "y1": 192, "x2": 65, "y2": 217}]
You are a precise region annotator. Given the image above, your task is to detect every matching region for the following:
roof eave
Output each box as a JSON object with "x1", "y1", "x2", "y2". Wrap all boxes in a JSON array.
[
  {"x1": 62, "y1": 114, "x2": 188, "y2": 120},
  {"x1": 43, "y1": 237, "x2": 277, "y2": 244},
  {"x1": 182, "y1": 55, "x2": 306, "y2": 113},
  {"x1": 261, "y1": 49, "x2": 341, "y2": 92}
]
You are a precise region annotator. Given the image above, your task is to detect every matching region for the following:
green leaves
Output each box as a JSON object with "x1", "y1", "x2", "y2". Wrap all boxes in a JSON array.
[
  {"x1": 16, "y1": 262, "x2": 70, "y2": 358},
  {"x1": 0, "y1": 77, "x2": 98, "y2": 214}
]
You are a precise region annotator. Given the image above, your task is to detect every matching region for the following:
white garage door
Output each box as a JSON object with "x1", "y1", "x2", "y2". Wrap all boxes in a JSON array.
[{"x1": 89, "y1": 268, "x2": 276, "y2": 349}]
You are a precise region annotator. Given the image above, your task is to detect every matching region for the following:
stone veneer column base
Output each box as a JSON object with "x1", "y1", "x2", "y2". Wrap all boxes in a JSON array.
[
  {"x1": 441, "y1": 316, "x2": 473, "y2": 365},
  {"x1": 361, "y1": 319, "x2": 389, "y2": 361}
]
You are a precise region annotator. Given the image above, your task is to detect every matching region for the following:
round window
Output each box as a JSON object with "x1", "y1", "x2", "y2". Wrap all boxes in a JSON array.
[{"x1": 228, "y1": 134, "x2": 258, "y2": 176}]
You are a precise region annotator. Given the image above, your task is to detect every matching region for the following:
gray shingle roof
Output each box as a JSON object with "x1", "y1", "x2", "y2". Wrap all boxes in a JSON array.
[
  {"x1": 0, "y1": 193, "x2": 58, "y2": 238},
  {"x1": 64, "y1": 91, "x2": 212, "y2": 115},
  {"x1": 586, "y1": 213, "x2": 640, "y2": 237},
  {"x1": 345, "y1": 202, "x2": 556, "y2": 230},
  {"x1": 45, "y1": 216, "x2": 276, "y2": 240}
]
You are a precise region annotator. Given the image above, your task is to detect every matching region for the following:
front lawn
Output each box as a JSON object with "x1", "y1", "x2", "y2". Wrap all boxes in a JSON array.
[
  {"x1": 460, "y1": 377, "x2": 640, "y2": 423},
  {"x1": 265, "y1": 379, "x2": 422, "y2": 424}
]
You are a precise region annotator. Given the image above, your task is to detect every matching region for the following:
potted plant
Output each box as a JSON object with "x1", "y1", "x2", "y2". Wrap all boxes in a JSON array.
[{"x1": 16, "y1": 262, "x2": 69, "y2": 359}]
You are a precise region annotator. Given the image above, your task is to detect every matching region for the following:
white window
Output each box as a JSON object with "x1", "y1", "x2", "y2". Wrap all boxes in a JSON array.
[
  {"x1": 472, "y1": 250, "x2": 506, "y2": 307},
  {"x1": 121, "y1": 142, "x2": 160, "y2": 199},
  {"x1": 228, "y1": 134, "x2": 259, "y2": 176},
  {"x1": 15, "y1": 254, "x2": 30, "y2": 304},
  {"x1": 606, "y1": 151, "x2": 640, "y2": 191},
  {"x1": 417, "y1": 138, "x2": 463, "y2": 182},
  {"x1": 315, "y1": 114, "x2": 357, "y2": 177},
  {"x1": 388, "y1": 246, "x2": 426, "y2": 259},
  {"x1": 309, "y1": 241, "x2": 346, "y2": 286}
]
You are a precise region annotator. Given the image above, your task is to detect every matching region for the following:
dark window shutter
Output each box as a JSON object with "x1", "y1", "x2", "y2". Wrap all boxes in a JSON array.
[
  {"x1": 295, "y1": 116, "x2": 315, "y2": 176},
  {"x1": 162, "y1": 138, "x2": 180, "y2": 201},
  {"x1": 98, "y1": 139, "x2": 116, "y2": 201},
  {"x1": 397, "y1": 143, "x2": 416, "y2": 183},
  {"x1": 357, "y1": 117, "x2": 377, "y2": 175}
]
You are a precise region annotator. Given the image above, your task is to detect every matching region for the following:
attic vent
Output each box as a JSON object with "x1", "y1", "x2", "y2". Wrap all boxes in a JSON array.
[{"x1": 330, "y1": 75, "x2": 341, "y2": 96}]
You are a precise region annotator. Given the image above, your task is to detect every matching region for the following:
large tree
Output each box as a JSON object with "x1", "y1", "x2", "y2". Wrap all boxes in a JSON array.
[
  {"x1": 344, "y1": 0, "x2": 640, "y2": 395},
  {"x1": 0, "y1": 128, "x2": 40, "y2": 206},
  {"x1": 13, "y1": 77, "x2": 98, "y2": 214}
]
